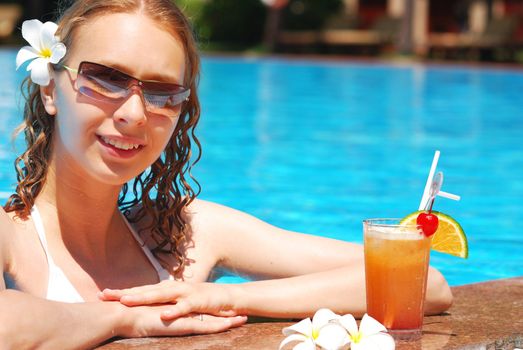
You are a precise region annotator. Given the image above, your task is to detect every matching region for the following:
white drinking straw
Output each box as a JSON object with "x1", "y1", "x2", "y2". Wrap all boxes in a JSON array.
[
  {"x1": 437, "y1": 191, "x2": 461, "y2": 201},
  {"x1": 418, "y1": 151, "x2": 440, "y2": 210},
  {"x1": 418, "y1": 150, "x2": 461, "y2": 210}
]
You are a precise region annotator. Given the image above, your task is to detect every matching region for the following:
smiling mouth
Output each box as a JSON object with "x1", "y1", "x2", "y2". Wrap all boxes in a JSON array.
[{"x1": 100, "y1": 136, "x2": 143, "y2": 151}]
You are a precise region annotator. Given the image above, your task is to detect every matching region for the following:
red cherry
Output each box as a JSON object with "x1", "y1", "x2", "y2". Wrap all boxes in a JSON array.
[{"x1": 417, "y1": 212, "x2": 439, "y2": 237}]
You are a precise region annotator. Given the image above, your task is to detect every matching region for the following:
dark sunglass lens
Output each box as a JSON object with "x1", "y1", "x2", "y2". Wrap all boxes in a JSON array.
[
  {"x1": 81, "y1": 63, "x2": 130, "y2": 88},
  {"x1": 141, "y1": 81, "x2": 184, "y2": 93},
  {"x1": 106, "y1": 72, "x2": 129, "y2": 88},
  {"x1": 77, "y1": 63, "x2": 129, "y2": 101}
]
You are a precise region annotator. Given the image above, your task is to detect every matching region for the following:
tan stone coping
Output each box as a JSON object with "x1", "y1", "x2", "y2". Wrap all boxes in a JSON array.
[{"x1": 98, "y1": 277, "x2": 523, "y2": 349}]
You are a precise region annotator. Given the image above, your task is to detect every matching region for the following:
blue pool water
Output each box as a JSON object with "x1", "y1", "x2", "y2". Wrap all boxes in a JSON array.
[{"x1": 1, "y1": 49, "x2": 522, "y2": 286}]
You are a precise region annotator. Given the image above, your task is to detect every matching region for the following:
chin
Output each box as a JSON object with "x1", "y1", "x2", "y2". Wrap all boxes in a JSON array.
[{"x1": 89, "y1": 165, "x2": 144, "y2": 187}]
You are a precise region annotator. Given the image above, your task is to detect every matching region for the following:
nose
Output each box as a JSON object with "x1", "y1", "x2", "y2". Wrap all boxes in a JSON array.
[{"x1": 112, "y1": 89, "x2": 146, "y2": 126}]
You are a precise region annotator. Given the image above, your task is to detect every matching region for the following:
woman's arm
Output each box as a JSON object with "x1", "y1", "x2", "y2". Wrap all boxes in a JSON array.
[
  {"x1": 206, "y1": 200, "x2": 453, "y2": 316},
  {"x1": 0, "y1": 290, "x2": 123, "y2": 349},
  {"x1": 101, "y1": 264, "x2": 450, "y2": 321},
  {"x1": 0, "y1": 290, "x2": 246, "y2": 349},
  {"x1": 0, "y1": 208, "x2": 245, "y2": 350},
  {"x1": 101, "y1": 200, "x2": 452, "y2": 319},
  {"x1": 231, "y1": 265, "x2": 451, "y2": 319},
  {"x1": 1, "y1": 210, "x2": 119, "y2": 349}
]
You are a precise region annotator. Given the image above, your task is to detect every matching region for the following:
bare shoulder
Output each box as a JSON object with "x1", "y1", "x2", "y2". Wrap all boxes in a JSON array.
[
  {"x1": 123, "y1": 199, "x2": 252, "y2": 237},
  {"x1": 183, "y1": 198, "x2": 285, "y2": 275},
  {"x1": 184, "y1": 198, "x2": 275, "y2": 248},
  {"x1": 184, "y1": 199, "x2": 234, "y2": 242},
  {"x1": 0, "y1": 206, "x2": 13, "y2": 225},
  {"x1": 185, "y1": 198, "x2": 273, "y2": 237},
  {"x1": 185, "y1": 198, "x2": 340, "y2": 246},
  {"x1": 187, "y1": 198, "x2": 240, "y2": 213},
  {"x1": 0, "y1": 207, "x2": 16, "y2": 289},
  {"x1": 186, "y1": 198, "x2": 250, "y2": 220},
  {"x1": 0, "y1": 207, "x2": 15, "y2": 250}
]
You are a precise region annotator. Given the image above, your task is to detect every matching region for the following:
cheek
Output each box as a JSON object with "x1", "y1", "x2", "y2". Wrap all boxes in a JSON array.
[
  {"x1": 150, "y1": 118, "x2": 178, "y2": 150},
  {"x1": 53, "y1": 103, "x2": 104, "y2": 153},
  {"x1": 54, "y1": 114, "x2": 88, "y2": 155},
  {"x1": 53, "y1": 95, "x2": 80, "y2": 143},
  {"x1": 54, "y1": 86, "x2": 108, "y2": 131}
]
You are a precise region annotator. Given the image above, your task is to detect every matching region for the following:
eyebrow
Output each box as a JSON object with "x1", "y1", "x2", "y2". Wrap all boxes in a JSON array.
[{"x1": 98, "y1": 61, "x2": 183, "y2": 85}]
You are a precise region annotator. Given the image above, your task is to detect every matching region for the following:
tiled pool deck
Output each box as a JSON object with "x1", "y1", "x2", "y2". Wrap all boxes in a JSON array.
[{"x1": 99, "y1": 277, "x2": 523, "y2": 349}]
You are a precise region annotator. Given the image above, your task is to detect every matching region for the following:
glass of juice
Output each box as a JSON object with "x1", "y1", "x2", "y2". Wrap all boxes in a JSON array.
[{"x1": 363, "y1": 218, "x2": 431, "y2": 340}]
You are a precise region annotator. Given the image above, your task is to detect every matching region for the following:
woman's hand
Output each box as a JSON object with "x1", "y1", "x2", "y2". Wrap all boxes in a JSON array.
[
  {"x1": 117, "y1": 302, "x2": 247, "y2": 338},
  {"x1": 100, "y1": 281, "x2": 244, "y2": 321}
]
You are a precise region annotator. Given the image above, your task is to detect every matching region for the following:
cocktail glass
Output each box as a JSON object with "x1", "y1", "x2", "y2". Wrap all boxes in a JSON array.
[{"x1": 363, "y1": 218, "x2": 431, "y2": 340}]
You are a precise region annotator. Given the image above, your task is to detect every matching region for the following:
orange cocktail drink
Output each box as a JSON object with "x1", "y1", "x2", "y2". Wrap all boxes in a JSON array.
[{"x1": 363, "y1": 219, "x2": 431, "y2": 340}]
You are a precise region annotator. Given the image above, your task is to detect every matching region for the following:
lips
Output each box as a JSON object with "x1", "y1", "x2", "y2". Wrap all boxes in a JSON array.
[
  {"x1": 97, "y1": 135, "x2": 145, "y2": 159},
  {"x1": 100, "y1": 135, "x2": 141, "y2": 150}
]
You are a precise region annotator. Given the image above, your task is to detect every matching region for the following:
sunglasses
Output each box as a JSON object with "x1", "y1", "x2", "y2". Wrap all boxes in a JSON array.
[{"x1": 62, "y1": 61, "x2": 190, "y2": 119}]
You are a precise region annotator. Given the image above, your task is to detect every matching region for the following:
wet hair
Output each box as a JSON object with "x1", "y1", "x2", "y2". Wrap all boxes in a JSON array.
[{"x1": 4, "y1": 0, "x2": 202, "y2": 274}]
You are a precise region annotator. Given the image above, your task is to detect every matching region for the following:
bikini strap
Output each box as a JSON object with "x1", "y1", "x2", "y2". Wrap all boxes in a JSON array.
[
  {"x1": 31, "y1": 205, "x2": 85, "y2": 303},
  {"x1": 31, "y1": 206, "x2": 55, "y2": 265},
  {"x1": 120, "y1": 212, "x2": 172, "y2": 281}
]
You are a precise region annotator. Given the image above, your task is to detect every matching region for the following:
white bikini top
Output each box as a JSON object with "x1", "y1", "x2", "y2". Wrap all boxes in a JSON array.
[{"x1": 31, "y1": 206, "x2": 173, "y2": 303}]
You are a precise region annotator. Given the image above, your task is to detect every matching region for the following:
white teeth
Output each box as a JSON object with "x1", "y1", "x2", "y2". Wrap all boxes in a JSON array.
[{"x1": 101, "y1": 136, "x2": 140, "y2": 150}]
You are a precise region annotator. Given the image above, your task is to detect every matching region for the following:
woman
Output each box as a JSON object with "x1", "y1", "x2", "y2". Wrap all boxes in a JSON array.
[{"x1": 0, "y1": 0, "x2": 453, "y2": 348}]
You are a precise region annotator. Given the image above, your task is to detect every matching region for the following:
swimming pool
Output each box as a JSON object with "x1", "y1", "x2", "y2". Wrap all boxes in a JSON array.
[{"x1": 1, "y1": 49, "x2": 522, "y2": 286}]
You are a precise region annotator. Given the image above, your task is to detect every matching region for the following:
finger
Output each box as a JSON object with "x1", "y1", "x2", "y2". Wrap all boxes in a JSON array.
[
  {"x1": 120, "y1": 288, "x2": 181, "y2": 306},
  {"x1": 227, "y1": 315, "x2": 248, "y2": 328},
  {"x1": 97, "y1": 291, "x2": 112, "y2": 301},
  {"x1": 99, "y1": 288, "x2": 139, "y2": 300},
  {"x1": 160, "y1": 301, "x2": 239, "y2": 321},
  {"x1": 102, "y1": 283, "x2": 161, "y2": 298},
  {"x1": 214, "y1": 309, "x2": 239, "y2": 317},
  {"x1": 195, "y1": 315, "x2": 248, "y2": 332},
  {"x1": 160, "y1": 299, "x2": 193, "y2": 320},
  {"x1": 165, "y1": 315, "x2": 248, "y2": 335},
  {"x1": 101, "y1": 282, "x2": 178, "y2": 302},
  {"x1": 98, "y1": 289, "x2": 122, "y2": 301},
  {"x1": 104, "y1": 280, "x2": 177, "y2": 299}
]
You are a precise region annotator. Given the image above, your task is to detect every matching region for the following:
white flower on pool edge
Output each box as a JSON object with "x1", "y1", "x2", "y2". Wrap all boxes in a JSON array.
[
  {"x1": 279, "y1": 310, "x2": 395, "y2": 350},
  {"x1": 279, "y1": 308, "x2": 350, "y2": 350},
  {"x1": 15, "y1": 19, "x2": 66, "y2": 86},
  {"x1": 339, "y1": 314, "x2": 395, "y2": 350}
]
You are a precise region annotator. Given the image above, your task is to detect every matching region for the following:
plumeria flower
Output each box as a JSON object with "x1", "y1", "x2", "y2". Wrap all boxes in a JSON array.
[
  {"x1": 280, "y1": 309, "x2": 395, "y2": 350},
  {"x1": 338, "y1": 314, "x2": 395, "y2": 350},
  {"x1": 15, "y1": 19, "x2": 66, "y2": 86},
  {"x1": 279, "y1": 308, "x2": 350, "y2": 350}
]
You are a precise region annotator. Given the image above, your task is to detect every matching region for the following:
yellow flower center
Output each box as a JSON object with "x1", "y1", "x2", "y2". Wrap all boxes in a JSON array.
[
  {"x1": 350, "y1": 331, "x2": 363, "y2": 343},
  {"x1": 40, "y1": 48, "x2": 52, "y2": 59},
  {"x1": 312, "y1": 328, "x2": 320, "y2": 340}
]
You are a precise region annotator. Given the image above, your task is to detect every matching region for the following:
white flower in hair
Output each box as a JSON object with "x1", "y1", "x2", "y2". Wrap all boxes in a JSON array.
[{"x1": 15, "y1": 19, "x2": 66, "y2": 86}]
